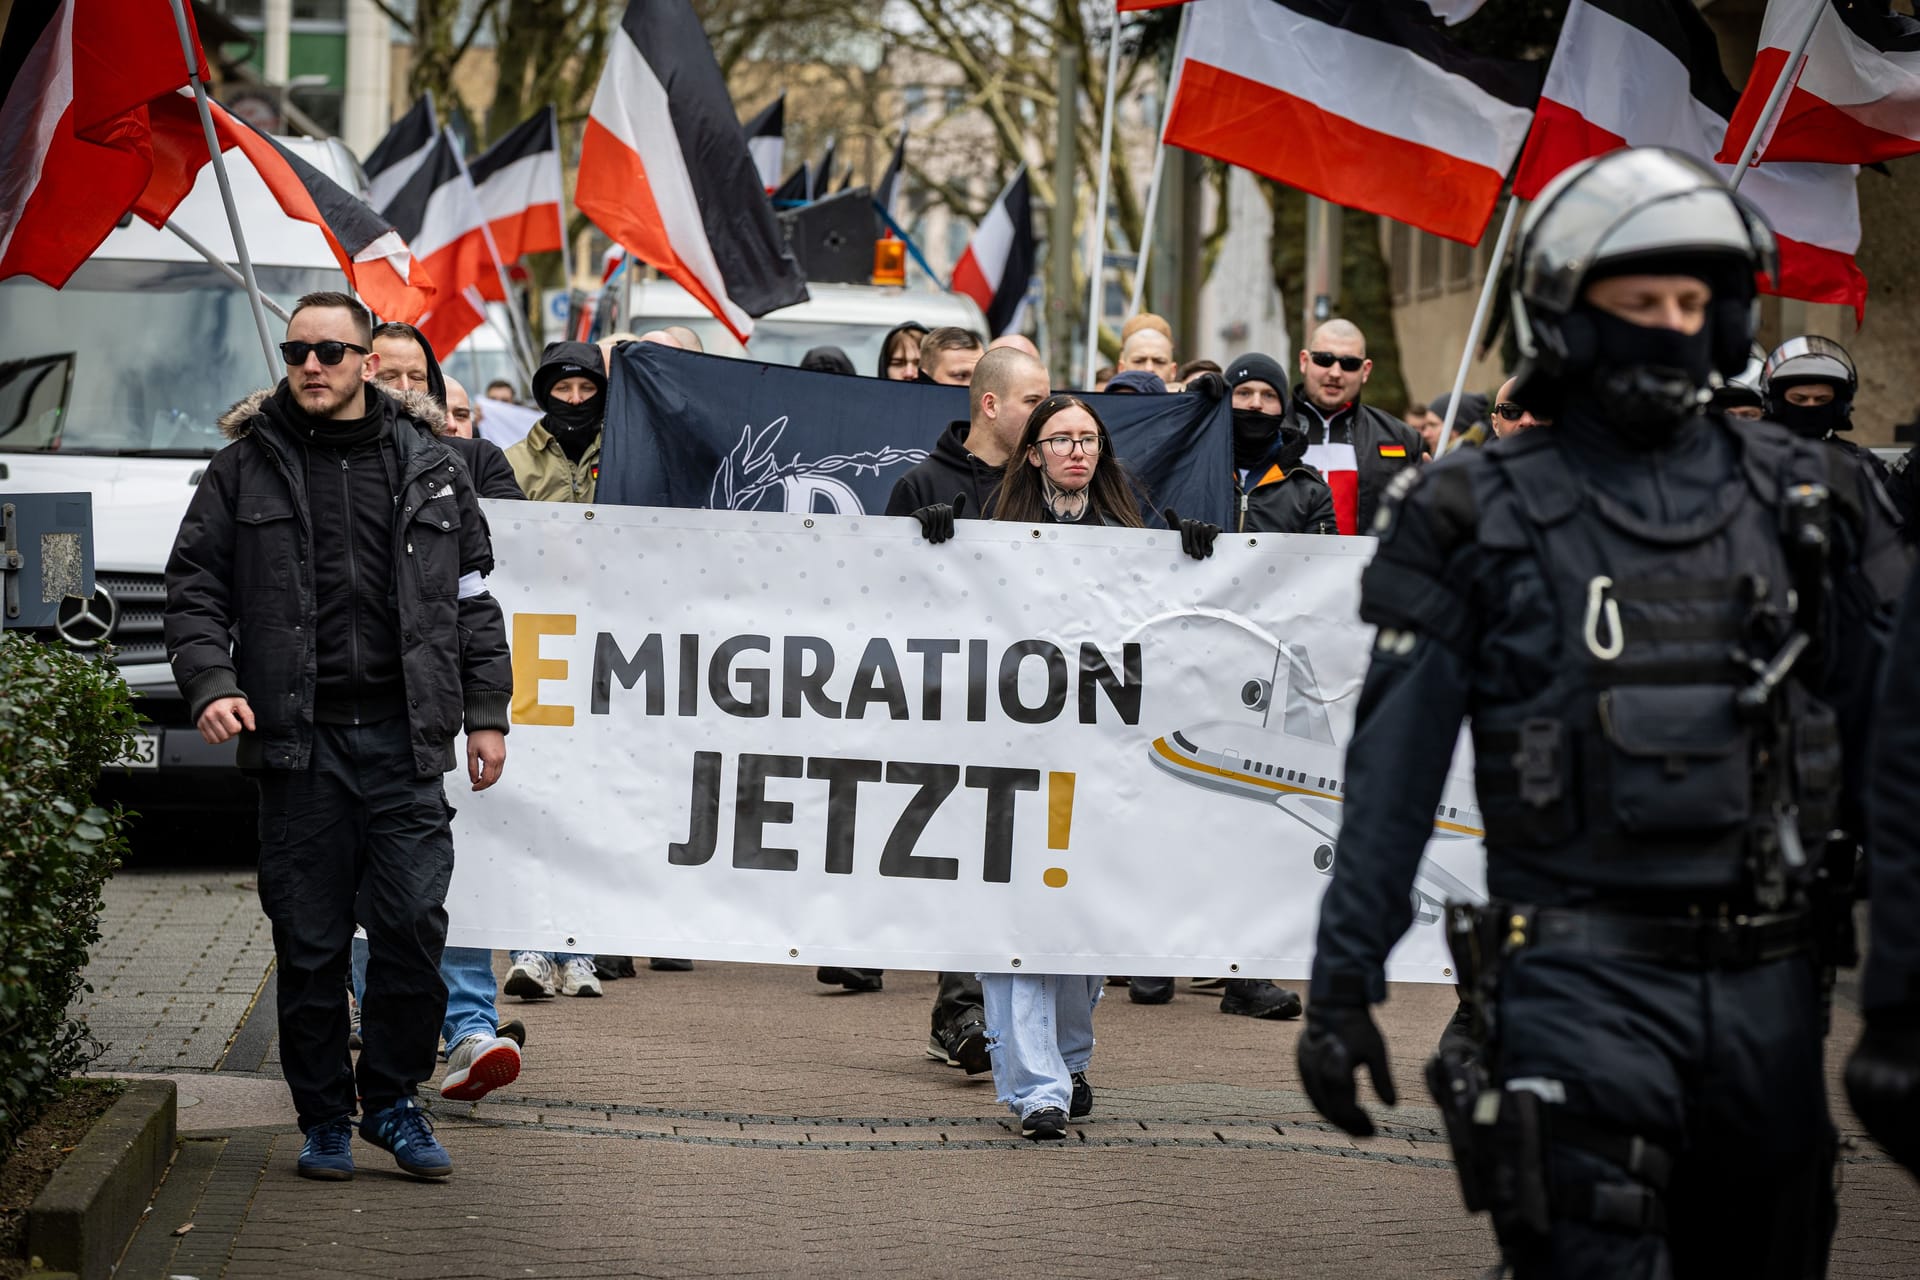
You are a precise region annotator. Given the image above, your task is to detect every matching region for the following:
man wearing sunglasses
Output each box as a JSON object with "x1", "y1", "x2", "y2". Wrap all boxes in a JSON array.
[
  {"x1": 165, "y1": 291, "x2": 513, "y2": 1184},
  {"x1": 1490, "y1": 377, "x2": 1551, "y2": 439},
  {"x1": 1289, "y1": 320, "x2": 1422, "y2": 536}
]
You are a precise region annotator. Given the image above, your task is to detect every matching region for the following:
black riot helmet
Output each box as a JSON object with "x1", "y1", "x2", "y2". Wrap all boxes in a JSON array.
[
  {"x1": 1509, "y1": 149, "x2": 1777, "y2": 434},
  {"x1": 1762, "y1": 335, "x2": 1858, "y2": 438}
]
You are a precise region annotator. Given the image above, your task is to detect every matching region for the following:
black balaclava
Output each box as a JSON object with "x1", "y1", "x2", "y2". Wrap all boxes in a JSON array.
[
  {"x1": 1575, "y1": 304, "x2": 1716, "y2": 449},
  {"x1": 532, "y1": 340, "x2": 608, "y2": 460},
  {"x1": 1767, "y1": 381, "x2": 1853, "y2": 441},
  {"x1": 1224, "y1": 353, "x2": 1290, "y2": 472}
]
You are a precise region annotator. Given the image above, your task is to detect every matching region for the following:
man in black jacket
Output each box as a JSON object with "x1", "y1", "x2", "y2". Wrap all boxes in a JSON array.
[
  {"x1": 165, "y1": 292, "x2": 512, "y2": 1183},
  {"x1": 1228, "y1": 352, "x2": 1336, "y2": 537},
  {"x1": 1288, "y1": 320, "x2": 1422, "y2": 535},
  {"x1": 876, "y1": 346, "x2": 1049, "y2": 1070},
  {"x1": 370, "y1": 323, "x2": 522, "y2": 501}
]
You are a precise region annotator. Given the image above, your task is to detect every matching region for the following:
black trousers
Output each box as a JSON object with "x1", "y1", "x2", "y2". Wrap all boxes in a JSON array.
[
  {"x1": 934, "y1": 971, "x2": 983, "y2": 1034},
  {"x1": 255, "y1": 720, "x2": 456, "y2": 1130},
  {"x1": 1494, "y1": 946, "x2": 1837, "y2": 1279}
]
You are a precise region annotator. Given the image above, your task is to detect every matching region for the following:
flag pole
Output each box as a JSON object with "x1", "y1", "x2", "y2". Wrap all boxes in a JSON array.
[
  {"x1": 163, "y1": 220, "x2": 293, "y2": 321},
  {"x1": 551, "y1": 107, "x2": 574, "y2": 334},
  {"x1": 1728, "y1": 1, "x2": 1827, "y2": 191},
  {"x1": 165, "y1": 0, "x2": 280, "y2": 383},
  {"x1": 1130, "y1": 2, "x2": 1192, "y2": 317},
  {"x1": 1083, "y1": 14, "x2": 1124, "y2": 386},
  {"x1": 1432, "y1": 195, "x2": 1520, "y2": 459}
]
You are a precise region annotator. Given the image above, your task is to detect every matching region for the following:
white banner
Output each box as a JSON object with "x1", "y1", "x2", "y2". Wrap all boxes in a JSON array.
[{"x1": 445, "y1": 502, "x2": 1486, "y2": 981}]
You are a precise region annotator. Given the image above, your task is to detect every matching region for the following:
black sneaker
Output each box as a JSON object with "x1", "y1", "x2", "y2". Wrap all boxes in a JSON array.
[
  {"x1": 1128, "y1": 977, "x2": 1174, "y2": 1005},
  {"x1": 1069, "y1": 1072, "x2": 1093, "y2": 1120},
  {"x1": 495, "y1": 1018, "x2": 527, "y2": 1049},
  {"x1": 1022, "y1": 1107, "x2": 1068, "y2": 1140},
  {"x1": 594, "y1": 955, "x2": 637, "y2": 980},
  {"x1": 1219, "y1": 977, "x2": 1303, "y2": 1020},
  {"x1": 649, "y1": 957, "x2": 694, "y2": 971},
  {"x1": 950, "y1": 1015, "x2": 992, "y2": 1075},
  {"x1": 816, "y1": 967, "x2": 884, "y2": 993}
]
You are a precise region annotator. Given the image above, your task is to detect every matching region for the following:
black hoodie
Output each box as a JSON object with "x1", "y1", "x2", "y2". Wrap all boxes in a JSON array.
[
  {"x1": 875, "y1": 321, "x2": 929, "y2": 379},
  {"x1": 885, "y1": 421, "x2": 1006, "y2": 518},
  {"x1": 386, "y1": 322, "x2": 523, "y2": 500}
]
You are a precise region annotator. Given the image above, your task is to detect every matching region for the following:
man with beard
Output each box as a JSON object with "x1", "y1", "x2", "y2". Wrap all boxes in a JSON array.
[
  {"x1": 1287, "y1": 320, "x2": 1422, "y2": 535},
  {"x1": 165, "y1": 292, "x2": 512, "y2": 1181}
]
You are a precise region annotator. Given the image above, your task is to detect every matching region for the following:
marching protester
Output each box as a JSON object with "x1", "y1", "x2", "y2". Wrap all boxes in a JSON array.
[
  {"x1": 918, "y1": 326, "x2": 985, "y2": 386},
  {"x1": 874, "y1": 346, "x2": 1053, "y2": 1066},
  {"x1": 1296, "y1": 150, "x2": 1909, "y2": 1272},
  {"x1": 976, "y1": 392, "x2": 1220, "y2": 1138},
  {"x1": 485, "y1": 379, "x2": 519, "y2": 404},
  {"x1": 1116, "y1": 325, "x2": 1178, "y2": 388},
  {"x1": 1287, "y1": 319, "x2": 1422, "y2": 534},
  {"x1": 877, "y1": 321, "x2": 929, "y2": 380},
  {"x1": 988, "y1": 333, "x2": 1042, "y2": 360},
  {"x1": 799, "y1": 344, "x2": 858, "y2": 375},
  {"x1": 504, "y1": 341, "x2": 608, "y2": 506},
  {"x1": 360, "y1": 324, "x2": 527, "y2": 1103},
  {"x1": 444, "y1": 376, "x2": 478, "y2": 438},
  {"x1": 1490, "y1": 376, "x2": 1552, "y2": 437},
  {"x1": 1105, "y1": 369, "x2": 1166, "y2": 395},
  {"x1": 1427, "y1": 391, "x2": 1492, "y2": 452},
  {"x1": 164, "y1": 292, "x2": 512, "y2": 1180},
  {"x1": 1230, "y1": 352, "x2": 1335, "y2": 539}
]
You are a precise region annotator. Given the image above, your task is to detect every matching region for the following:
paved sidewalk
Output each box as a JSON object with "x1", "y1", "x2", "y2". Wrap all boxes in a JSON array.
[{"x1": 75, "y1": 871, "x2": 1920, "y2": 1278}]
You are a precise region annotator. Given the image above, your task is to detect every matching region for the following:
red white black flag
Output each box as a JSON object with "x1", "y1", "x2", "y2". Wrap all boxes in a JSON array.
[
  {"x1": 576, "y1": 0, "x2": 807, "y2": 343},
  {"x1": 1162, "y1": 0, "x2": 1539, "y2": 245},
  {"x1": 1718, "y1": 0, "x2": 1920, "y2": 166},
  {"x1": 0, "y1": 0, "x2": 205, "y2": 287},
  {"x1": 384, "y1": 130, "x2": 497, "y2": 353},
  {"x1": 468, "y1": 104, "x2": 566, "y2": 287},
  {"x1": 951, "y1": 165, "x2": 1034, "y2": 338},
  {"x1": 743, "y1": 93, "x2": 785, "y2": 192},
  {"x1": 1515, "y1": 0, "x2": 1866, "y2": 319},
  {"x1": 365, "y1": 95, "x2": 438, "y2": 214}
]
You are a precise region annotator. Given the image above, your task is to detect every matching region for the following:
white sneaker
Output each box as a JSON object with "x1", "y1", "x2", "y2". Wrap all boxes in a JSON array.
[
  {"x1": 503, "y1": 951, "x2": 556, "y2": 1000},
  {"x1": 561, "y1": 956, "x2": 603, "y2": 998},
  {"x1": 439, "y1": 1034, "x2": 521, "y2": 1102}
]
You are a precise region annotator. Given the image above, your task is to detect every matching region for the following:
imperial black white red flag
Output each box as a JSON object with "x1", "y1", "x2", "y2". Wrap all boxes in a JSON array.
[
  {"x1": 950, "y1": 166, "x2": 1034, "y2": 338},
  {"x1": 365, "y1": 95, "x2": 438, "y2": 214},
  {"x1": 576, "y1": 0, "x2": 807, "y2": 343},
  {"x1": 1515, "y1": 0, "x2": 1866, "y2": 318},
  {"x1": 743, "y1": 93, "x2": 785, "y2": 192},
  {"x1": 384, "y1": 130, "x2": 496, "y2": 353},
  {"x1": 1162, "y1": 0, "x2": 1538, "y2": 244},
  {"x1": 468, "y1": 105, "x2": 566, "y2": 289},
  {"x1": 1718, "y1": 0, "x2": 1920, "y2": 166}
]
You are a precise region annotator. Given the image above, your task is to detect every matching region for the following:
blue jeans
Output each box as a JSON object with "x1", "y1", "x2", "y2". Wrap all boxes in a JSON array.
[
  {"x1": 980, "y1": 973, "x2": 1102, "y2": 1119},
  {"x1": 353, "y1": 939, "x2": 499, "y2": 1049}
]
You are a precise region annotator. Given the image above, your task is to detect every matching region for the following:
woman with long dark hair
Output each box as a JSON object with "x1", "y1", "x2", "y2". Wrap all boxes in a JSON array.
[{"x1": 977, "y1": 393, "x2": 1218, "y2": 1139}]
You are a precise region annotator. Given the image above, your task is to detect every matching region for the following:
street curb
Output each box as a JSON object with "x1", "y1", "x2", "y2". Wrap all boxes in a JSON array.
[{"x1": 28, "y1": 1079, "x2": 177, "y2": 1280}]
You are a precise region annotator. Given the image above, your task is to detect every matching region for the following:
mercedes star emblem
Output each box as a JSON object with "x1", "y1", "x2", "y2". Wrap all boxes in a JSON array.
[{"x1": 54, "y1": 585, "x2": 117, "y2": 648}]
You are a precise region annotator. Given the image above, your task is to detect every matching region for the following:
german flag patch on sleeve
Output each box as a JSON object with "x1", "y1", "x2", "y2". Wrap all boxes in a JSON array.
[{"x1": 1378, "y1": 444, "x2": 1408, "y2": 458}]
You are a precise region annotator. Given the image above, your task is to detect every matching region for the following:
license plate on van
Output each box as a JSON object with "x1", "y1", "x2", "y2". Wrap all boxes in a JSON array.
[{"x1": 113, "y1": 732, "x2": 160, "y2": 770}]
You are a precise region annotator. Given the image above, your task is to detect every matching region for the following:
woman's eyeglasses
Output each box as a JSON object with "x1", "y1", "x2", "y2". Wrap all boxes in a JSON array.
[{"x1": 1036, "y1": 435, "x2": 1103, "y2": 457}]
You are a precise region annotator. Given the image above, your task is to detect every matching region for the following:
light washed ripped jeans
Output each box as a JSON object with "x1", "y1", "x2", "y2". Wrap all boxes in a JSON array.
[{"x1": 980, "y1": 972, "x2": 1103, "y2": 1120}]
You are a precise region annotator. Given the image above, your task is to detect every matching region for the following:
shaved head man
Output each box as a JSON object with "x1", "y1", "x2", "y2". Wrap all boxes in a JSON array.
[
  {"x1": 1492, "y1": 375, "x2": 1551, "y2": 437},
  {"x1": 1118, "y1": 327, "x2": 1176, "y2": 385},
  {"x1": 1285, "y1": 318, "x2": 1421, "y2": 536},
  {"x1": 662, "y1": 325, "x2": 704, "y2": 352},
  {"x1": 987, "y1": 333, "x2": 1041, "y2": 360},
  {"x1": 444, "y1": 376, "x2": 476, "y2": 439}
]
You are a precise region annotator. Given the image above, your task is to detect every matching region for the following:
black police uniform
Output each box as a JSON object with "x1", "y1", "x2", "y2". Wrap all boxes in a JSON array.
[{"x1": 1307, "y1": 402, "x2": 1907, "y2": 1276}]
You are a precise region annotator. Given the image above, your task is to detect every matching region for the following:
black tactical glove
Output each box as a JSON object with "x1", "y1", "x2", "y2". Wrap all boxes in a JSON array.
[
  {"x1": 911, "y1": 492, "x2": 968, "y2": 544},
  {"x1": 1297, "y1": 1001, "x2": 1398, "y2": 1138},
  {"x1": 1184, "y1": 370, "x2": 1227, "y2": 402},
  {"x1": 1163, "y1": 507, "x2": 1220, "y2": 560},
  {"x1": 1846, "y1": 1016, "x2": 1920, "y2": 1178}
]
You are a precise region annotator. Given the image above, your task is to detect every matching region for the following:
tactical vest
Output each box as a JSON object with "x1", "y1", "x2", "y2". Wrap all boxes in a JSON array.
[{"x1": 1466, "y1": 425, "x2": 1842, "y2": 906}]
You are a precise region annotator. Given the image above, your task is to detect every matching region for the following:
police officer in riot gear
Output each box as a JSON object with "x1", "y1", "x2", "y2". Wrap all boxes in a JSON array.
[
  {"x1": 1295, "y1": 149, "x2": 1909, "y2": 1276},
  {"x1": 1708, "y1": 343, "x2": 1766, "y2": 421},
  {"x1": 1762, "y1": 335, "x2": 1894, "y2": 490}
]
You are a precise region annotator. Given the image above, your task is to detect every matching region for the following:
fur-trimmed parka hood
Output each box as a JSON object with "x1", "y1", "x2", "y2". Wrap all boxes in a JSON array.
[{"x1": 218, "y1": 383, "x2": 447, "y2": 440}]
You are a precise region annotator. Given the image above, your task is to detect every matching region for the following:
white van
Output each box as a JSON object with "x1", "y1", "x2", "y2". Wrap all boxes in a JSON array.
[
  {"x1": 626, "y1": 278, "x2": 988, "y2": 373},
  {"x1": 0, "y1": 139, "x2": 358, "y2": 809}
]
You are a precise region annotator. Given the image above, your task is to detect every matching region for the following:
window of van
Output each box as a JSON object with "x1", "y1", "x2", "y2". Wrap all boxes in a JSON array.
[{"x1": 0, "y1": 261, "x2": 337, "y2": 456}]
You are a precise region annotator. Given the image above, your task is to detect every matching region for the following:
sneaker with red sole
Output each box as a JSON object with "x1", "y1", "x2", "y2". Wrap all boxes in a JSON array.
[{"x1": 439, "y1": 1034, "x2": 521, "y2": 1102}]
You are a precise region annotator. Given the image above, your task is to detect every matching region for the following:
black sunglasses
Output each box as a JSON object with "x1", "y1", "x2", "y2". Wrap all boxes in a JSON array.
[
  {"x1": 1493, "y1": 402, "x2": 1553, "y2": 424},
  {"x1": 1308, "y1": 351, "x2": 1365, "y2": 372},
  {"x1": 280, "y1": 340, "x2": 369, "y2": 367}
]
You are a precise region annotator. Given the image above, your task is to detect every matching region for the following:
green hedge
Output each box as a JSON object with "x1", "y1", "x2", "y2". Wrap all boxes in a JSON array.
[{"x1": 0, "y1": 633, "x2": 137, "y2": 1149}]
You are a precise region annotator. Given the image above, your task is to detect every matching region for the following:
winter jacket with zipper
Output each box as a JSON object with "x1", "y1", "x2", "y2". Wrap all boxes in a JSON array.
[
  {"x1": 885, "y1": 421, "x2": 1005, "y2": 518},
  {"x1": 1236, "y1": 426, "x2": 1337, "y2": 535},
  {"x1": 164, "y1": 383, "x2": 512, "y2": 776},
  {"x1": 505, "y1": 420, "x2": 601, "y2": 503},
  {"x1": 1285, "y1": 388, "x2": 1422, "y2": 535}
]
